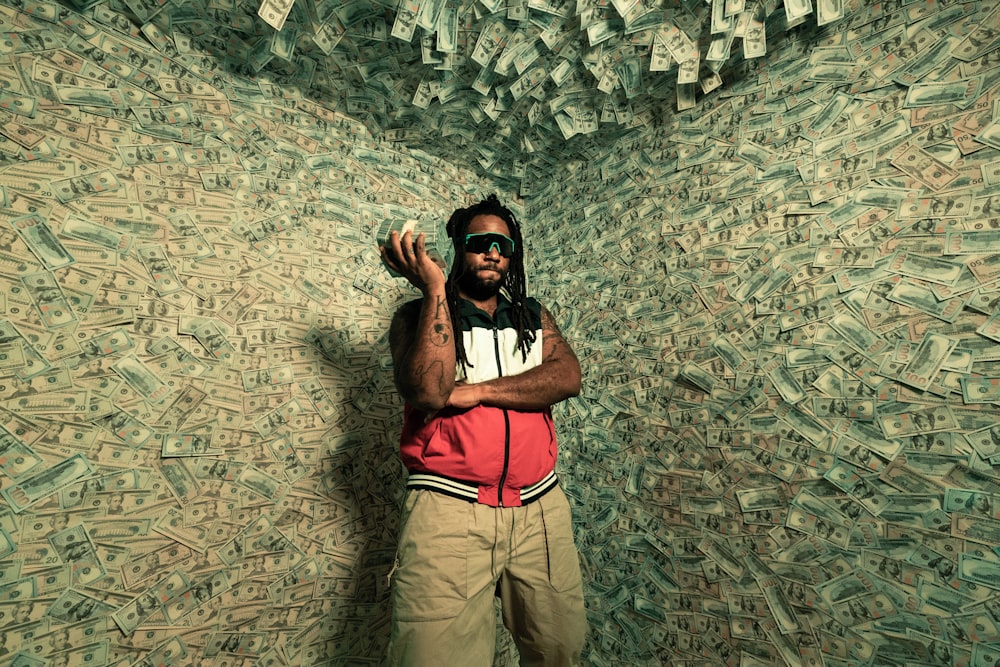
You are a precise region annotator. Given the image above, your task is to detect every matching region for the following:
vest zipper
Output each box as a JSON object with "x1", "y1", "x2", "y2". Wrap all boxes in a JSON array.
[{"x1": 493, "y1": 323, "x2": 510, "y2": 507}]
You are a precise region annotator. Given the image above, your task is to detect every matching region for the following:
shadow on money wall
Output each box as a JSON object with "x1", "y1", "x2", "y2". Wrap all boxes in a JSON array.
[
  {"x1": 0, "y1": 0, "x2": 511, "y2": 657},
  {"x1": 301, "y1": 329, "x2": 407, "y2": 661}
]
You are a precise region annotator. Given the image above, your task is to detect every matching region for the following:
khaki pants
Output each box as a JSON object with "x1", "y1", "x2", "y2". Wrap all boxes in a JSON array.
[{"x1": 387, "y1": 486, "x2": 587, "y2": 666}]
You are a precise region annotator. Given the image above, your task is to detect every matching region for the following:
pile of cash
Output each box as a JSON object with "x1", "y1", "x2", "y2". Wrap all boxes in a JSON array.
[
  {"x1": 520, "y1": 2, "x2": 1000, "y2": 665},
  {"x1": 34, "y1": 0, "x2": 868, "y2": 194},
  {"x1": 1, "y1": 0, "x2": 1000, "y2": 665},
  {"x1": 0, "y1": 0, "x2": 512, "y2": 664}
]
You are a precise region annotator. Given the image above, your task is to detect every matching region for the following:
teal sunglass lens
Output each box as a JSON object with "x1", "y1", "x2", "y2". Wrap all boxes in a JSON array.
[{"x1": 465, "y1": 233, "x2": 514, "y2": 257}]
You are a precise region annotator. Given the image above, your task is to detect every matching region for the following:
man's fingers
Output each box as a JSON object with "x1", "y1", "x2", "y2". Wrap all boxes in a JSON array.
[
  {"x1": 389, "y1": 229, "x2": 406, "y2": 263},
  {"x1": 380, "y1": 245, "x2": 401, "y2": 272}
]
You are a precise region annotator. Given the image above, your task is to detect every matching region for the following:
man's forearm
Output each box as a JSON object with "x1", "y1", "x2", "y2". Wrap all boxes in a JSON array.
[
  {"x1": 394, "y1": 290, "x2": 456, "y2": 411},
  {"x1": 454, "y1": 357, "x2": 581, "y2": 411}
]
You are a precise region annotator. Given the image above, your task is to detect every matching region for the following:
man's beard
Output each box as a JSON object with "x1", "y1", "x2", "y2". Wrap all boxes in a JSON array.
[{"x1": 458, "y1": 269, "x2": 504, "y2": 301}]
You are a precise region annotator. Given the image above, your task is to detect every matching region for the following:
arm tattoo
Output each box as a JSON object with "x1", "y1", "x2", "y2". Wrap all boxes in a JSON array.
[
  {"x1": 430, "y1": 295, "x2": 450, "y2": 347},
  {"x1": 431, "y1": 322, "x2": 449, "y2": 347},
  {"x1": 540, "y1": 307, "x2": 571, "y2": 362},
  {"x1": 412, "y1": 359, "x2": 450, "y2": 400}
]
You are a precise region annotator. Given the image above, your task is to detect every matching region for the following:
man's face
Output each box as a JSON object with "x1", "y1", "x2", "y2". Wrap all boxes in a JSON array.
[{"x1": 457, "y1": 214, "x2": 512, "y2": 301}]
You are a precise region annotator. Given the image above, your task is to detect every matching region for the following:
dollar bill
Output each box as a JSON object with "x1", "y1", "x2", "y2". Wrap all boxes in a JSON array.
[
  {"x1": 181, "y1": 318, "x2": 236, "y2": 361},
  {"x1": 158, "y1": 458, "x2": 200, "y2": 505},
  {"x1": 217, "y1": 284, "x2": 263, "y2": 325},
  {"x1": 254, "y1": 398, "x2": 303, "y2": 437},
  {"x1": 161, "y1": 432, "x2": 221, "y2": 457},
  {"x1": 960, "y1": 377, "x2": 1000, "y2": 404},
  {"x1": 889, "y1": 143, "x2": 960, "y2": 191},
  {"x1": 47, "y1": 524, "x2": 106, "y2": 584},
  {"x1": 968, "y1": 254, "x2": 1000, "y2": 283},
  {"x1": 950, "y1": 5, "x2": 1000, "y2": 61},
  {"x1": 2, "y1": 454, "x2": 96, "y2": 513},
  {"x1": 235, "y1": 464, "x2": 287, "y2": 501},
  {"x1": 50, "y1": 169, "x2": 123, "y2": 203},
  {"x1": 889, "y1": 251, "x2": 964, "y2": 287},
  {"x1": 9, "y1": 214, "x2": 75, "y2": 270},
  {"x1": 978, "y1": 311, "x2": 1000, "y2": 343},
  {"x1": 824, "y1": 462, "x2": 891, "y2": 516},
  {"x1": 886, "y1": 279, "x2": 965, "y2": 323},
  {"x1": 136, "y1": 243, "x2": 183, "y2": 296},
  {"x1": 0, "y1": 425, "x2": 44, "y2": 478},
  {"x1": 879, "y1": 406, "x2": 959, "y2": 438},
  {"x1": 811, "y1": 397, "x2": 875, "y2": 420},
  {"x1": 112, "y1": 352, "x2": 172, "y2": 403},
  {"x1": 98, "y1": 407, "x2": 155, "y2": 447},
  {"x1": 944, "y1": 488, "x2": 1000, "y2": 520},
  {"x1": 678, "y1": 361, "x2": 716, "y2": 392},
  {"x1": 964, "y1": 424, "x2": 1000, "y2": 461},
  {"x1": 60, "y1": 216, "x2": 133, "y2": 254},
  {"x1": 131, "y1": 102, "x2": 194, "y2": 126},
  {"x1": 897, "y1": 332, "x2": 956, "y2": 391},
  {"x1": 267, "y1": 435, "x2": 308, "y2": 483},
  {"x1": 946, "y1": 230, "x2": 1000, "y2": 254},
  {"x1": 46, "y1": 588, "x2": 115, "y2": 624},
  {"x1": 814, "y1": 247, "x2": 878, "y2": 268},
  {"x1": 958, "y1": 553, "x2": 1000, "y2": 589},
  {"x1": 241, "y1": 365, "x2": 294, "y2": 392}
]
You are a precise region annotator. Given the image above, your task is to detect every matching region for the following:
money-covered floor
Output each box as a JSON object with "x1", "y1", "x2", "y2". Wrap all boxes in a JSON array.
[{"x1": 1, "y1": 0, "x2": 1000, "y2": 665}]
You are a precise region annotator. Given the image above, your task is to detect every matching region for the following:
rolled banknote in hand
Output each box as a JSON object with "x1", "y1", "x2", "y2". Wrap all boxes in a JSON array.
[{"x1": 378, "y1": 219, "x2": 446, "y2": 278}]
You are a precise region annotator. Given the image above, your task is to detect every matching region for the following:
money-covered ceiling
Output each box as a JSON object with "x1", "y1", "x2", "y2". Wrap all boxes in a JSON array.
[{"x1": 92, "y1": 0, "x2": 858, "y2": 188}]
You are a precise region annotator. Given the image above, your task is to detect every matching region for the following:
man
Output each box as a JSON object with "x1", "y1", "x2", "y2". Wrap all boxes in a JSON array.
[{"x1": 380, "y1": 194, "x2": 587, "y2": 665}]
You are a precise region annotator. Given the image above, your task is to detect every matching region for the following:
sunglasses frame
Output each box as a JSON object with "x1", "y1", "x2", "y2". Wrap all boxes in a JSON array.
[{"x1": 464, "y1": 232, "x2": 515, "y2": 258}]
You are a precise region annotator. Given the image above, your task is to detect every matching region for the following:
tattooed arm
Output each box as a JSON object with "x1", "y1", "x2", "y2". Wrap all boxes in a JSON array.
[
  {"x1": 446, "y1": 305, "x2": 581, "y2": 411},
  {"x1": 382, "y1": 229, "x2": 455, "y2": 412},
  {"x1": 389, "y1": 296, "x2": 456, "y2": 412}
]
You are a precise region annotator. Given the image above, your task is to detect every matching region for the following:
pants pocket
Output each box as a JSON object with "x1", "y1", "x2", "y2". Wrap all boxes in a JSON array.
[
  {"x1": 393, "y1": 490, "x2": 471, "y2": 621},
  {"x1": 540, "y1": 488, "x2": 583, "y2": 593}
]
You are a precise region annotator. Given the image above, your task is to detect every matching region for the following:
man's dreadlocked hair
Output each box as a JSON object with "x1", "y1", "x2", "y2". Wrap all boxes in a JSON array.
[{"x1": 445, "y1": 194, "x2": 535, "y2": 371}]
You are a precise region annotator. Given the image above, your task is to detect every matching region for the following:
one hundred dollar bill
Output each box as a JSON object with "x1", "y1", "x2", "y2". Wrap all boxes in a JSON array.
[
  {"x1": 897, "y1": 332, "x2": 957, "y2": 391},
  {"x1": 137, "y1": 243, "x2": 183, "y2": 296},
  {"x1": 9, "y1": 214, "x2": 75, "y2": 270},
  {"x1": 50, "y1": 169, "x2": 123, "y2": 203},
  {"x1": 960, "y1": 376, "x2": 1000, "y2": 404},
  {"x1": 2, "y1": 453, "x2": 95, "y2": 513},
  {"x1": 241, "y1": 365, "x2": 294, "y2": 392},
  {"x1": 964, "y1": 424, "x2": 1000, "y2": 461},
  {"x1": 161, "y1": 432, "x2": 221, "y2": 457},
  {"x1": 878, "y1": 406, "x2": 959, "y2": 438},
  {"x1": 814, "y1": 246, "x2": 878, "y2": 267},
  {"x1": 886, "y1": 279, "x2": 965, "y2": 323},
  {"x1": 950, "y1": 5, "x2": 1000, "y2": 61},
  {"x1": 112, "y1": 352, "x2": 172, "y2": 403}
]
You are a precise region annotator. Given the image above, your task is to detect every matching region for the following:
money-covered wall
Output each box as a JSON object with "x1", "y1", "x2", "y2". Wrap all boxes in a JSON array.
[
  {"x1": 524, "y1": 5, "x2": 1000, "y2": 667},
  {"x1": 2, "y1": 0, "x2": 1000, "y2": 665},
  {"x1": 0, "y1": 2, "x2": 521, "y2": 665}
]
